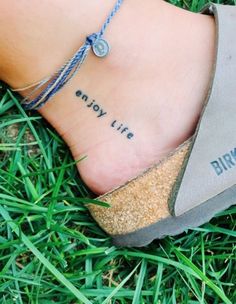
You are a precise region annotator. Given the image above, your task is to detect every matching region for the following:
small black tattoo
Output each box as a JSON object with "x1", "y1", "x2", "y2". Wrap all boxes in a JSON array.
[
  {"x1": 75, "y1": 90, "x2": 107, "y2": 119},
  {"x1": 82, "y1": 95, "x2": 88, "y2": 102},
  {"x1": 75, "y1": 90, "x2": 82, "y2": 97},
  {"x1": 111, "y1": 120, "x2": 134, "y2": 140},
  {"x1": 75, "y1": 89, "x2": 135, "y2": 140}
]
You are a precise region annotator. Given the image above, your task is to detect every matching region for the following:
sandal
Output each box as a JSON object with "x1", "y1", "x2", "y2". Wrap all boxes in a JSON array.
[{"x1": 87, "y1": 3, "x2": 236, "y2": 247}]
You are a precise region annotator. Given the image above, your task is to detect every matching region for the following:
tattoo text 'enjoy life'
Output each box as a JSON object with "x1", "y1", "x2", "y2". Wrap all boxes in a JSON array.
[{"x1": 75, "y1": 90, "x2": 134, "y2": 140}]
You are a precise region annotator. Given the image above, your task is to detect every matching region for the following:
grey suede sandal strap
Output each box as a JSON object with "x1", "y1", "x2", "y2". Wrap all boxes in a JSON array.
[{"x1": 172, "y1": 3, "x2": 236, "y2": 216}]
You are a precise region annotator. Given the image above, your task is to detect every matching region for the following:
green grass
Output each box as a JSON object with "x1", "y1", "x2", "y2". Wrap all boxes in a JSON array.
[{"x1": 0, "y1": 1, "x2": 236, "y2": 303}]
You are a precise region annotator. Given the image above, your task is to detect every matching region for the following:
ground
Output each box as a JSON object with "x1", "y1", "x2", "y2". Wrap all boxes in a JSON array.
[{"x1": 0, "y1": 0, "x2": 235, "y2": 303}]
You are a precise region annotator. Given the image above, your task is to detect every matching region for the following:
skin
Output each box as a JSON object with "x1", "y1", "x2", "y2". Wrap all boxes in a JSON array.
[{"x1": 0, "y1": 0, "x2": 215, "y2": 194}]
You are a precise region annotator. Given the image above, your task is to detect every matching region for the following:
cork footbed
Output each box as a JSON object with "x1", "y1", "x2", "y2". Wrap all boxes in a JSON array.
[{"x1": 87, "y1": 138, "x2": 192, "y2": 236}]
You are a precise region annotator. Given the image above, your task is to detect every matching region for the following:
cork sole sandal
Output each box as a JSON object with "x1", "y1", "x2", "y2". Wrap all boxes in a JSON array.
[{"x1": 87, "y1": 3, "x2": 236, "y2": 247}]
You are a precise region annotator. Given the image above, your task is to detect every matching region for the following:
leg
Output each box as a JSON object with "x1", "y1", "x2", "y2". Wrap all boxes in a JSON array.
[{"x1": 0, "y1": 0, "x2": 215, "y2": 194}]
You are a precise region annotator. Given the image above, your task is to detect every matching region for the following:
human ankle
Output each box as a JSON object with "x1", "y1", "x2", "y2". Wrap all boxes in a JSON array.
[{"x1": 0, "y1": 0, "x2": 216, "y2": 195}]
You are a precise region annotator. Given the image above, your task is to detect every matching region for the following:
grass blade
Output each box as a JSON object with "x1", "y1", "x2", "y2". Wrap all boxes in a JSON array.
[{"x1": 0, "y1": 205, "x2": 92, "y2": 304}]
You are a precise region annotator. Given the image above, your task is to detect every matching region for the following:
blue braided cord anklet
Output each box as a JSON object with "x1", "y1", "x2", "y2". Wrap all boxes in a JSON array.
[{"x1": 14, "y1": 0, "x2": 123, "y2": 110}]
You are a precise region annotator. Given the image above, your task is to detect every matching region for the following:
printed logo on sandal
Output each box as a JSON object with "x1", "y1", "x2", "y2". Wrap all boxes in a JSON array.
[{"x1": 210, "y1": 148, "x2": 236, "y2": 175}]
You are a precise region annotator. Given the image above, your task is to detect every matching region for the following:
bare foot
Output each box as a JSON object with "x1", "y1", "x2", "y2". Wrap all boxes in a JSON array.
[{"x1": 0, "y1": 0, "x2": 215, "y2": 194}]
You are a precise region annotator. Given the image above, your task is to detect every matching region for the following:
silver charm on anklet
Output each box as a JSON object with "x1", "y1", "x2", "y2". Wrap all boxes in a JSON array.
[{"x1": 92, "y1": 38, "x2": 110, "y2": 58}]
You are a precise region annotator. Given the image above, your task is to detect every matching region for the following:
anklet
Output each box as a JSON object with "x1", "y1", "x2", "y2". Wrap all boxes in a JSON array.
[{"x1": 13, "y1": 0, "x2": 123, "y2": 110}]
